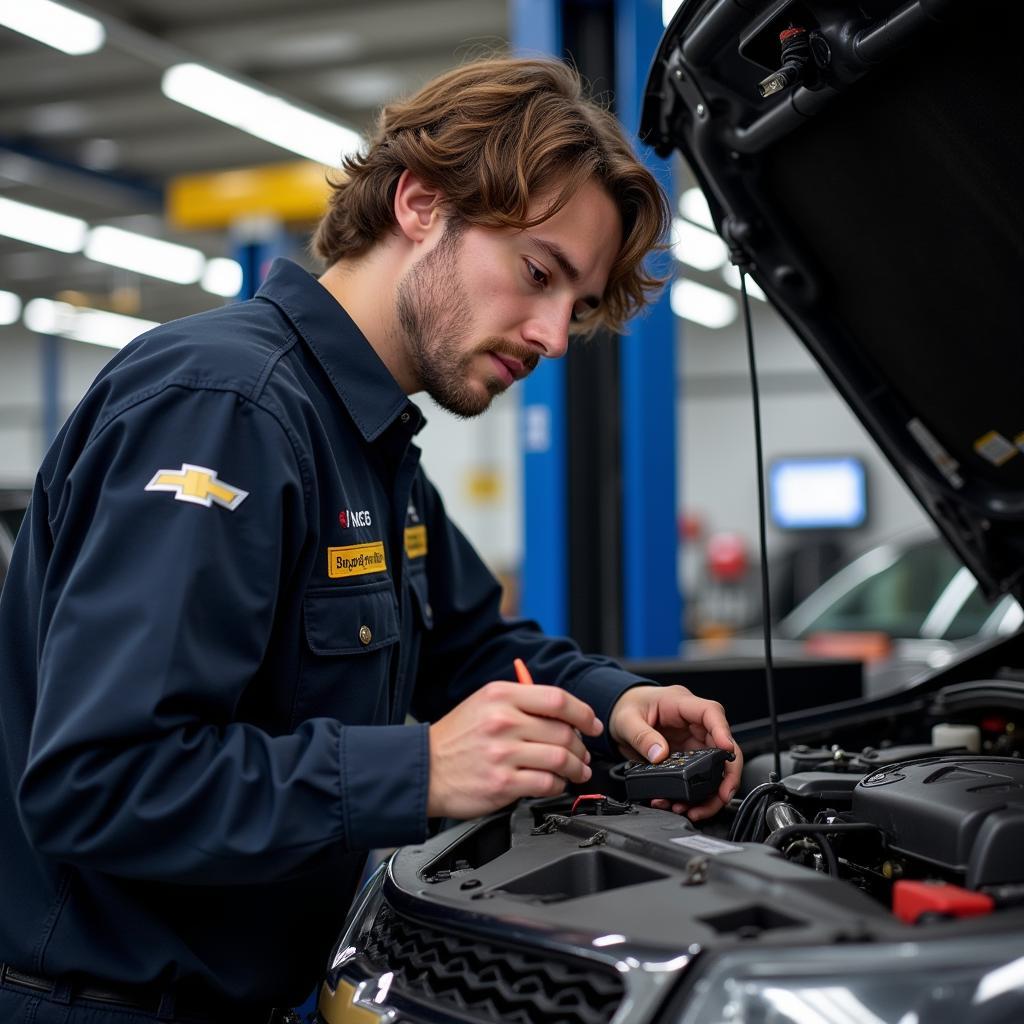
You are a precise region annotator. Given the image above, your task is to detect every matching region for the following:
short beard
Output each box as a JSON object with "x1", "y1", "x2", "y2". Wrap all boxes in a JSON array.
[{"x1": 395, "y1": 218, "x2": 506, "y2": 419}]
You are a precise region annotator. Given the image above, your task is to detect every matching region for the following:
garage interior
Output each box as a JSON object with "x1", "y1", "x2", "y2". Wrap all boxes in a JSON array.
[{"x1": 2, "y1": 2, "x2": 1022, "y2": 1021}]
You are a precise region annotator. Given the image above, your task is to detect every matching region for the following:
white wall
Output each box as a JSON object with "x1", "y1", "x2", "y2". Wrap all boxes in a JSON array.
[
  {"x1": 0, "y1": 327, "x2": 115, "y2": 486},
  {"x1": 415, "y1": 391, "x2": 523, "y2": 574},
  {"x1": 678, "y1": 298, "x2": 930, "y2": 573}
]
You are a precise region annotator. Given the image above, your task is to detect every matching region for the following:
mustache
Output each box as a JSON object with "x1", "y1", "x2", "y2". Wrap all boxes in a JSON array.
[{"x1": 483, "y1": 339, "x2": 541, "y2": 374}]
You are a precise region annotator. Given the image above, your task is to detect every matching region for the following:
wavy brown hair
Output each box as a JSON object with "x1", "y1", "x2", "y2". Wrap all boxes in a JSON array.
[{"x1": 312, "y1": 56, "x2": 670, "y2": 334}]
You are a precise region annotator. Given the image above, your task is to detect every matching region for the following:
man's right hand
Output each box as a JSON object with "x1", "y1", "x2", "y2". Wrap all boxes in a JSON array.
[{"x1": 426, "y1": 681, "x2": 604, "y2": 819}]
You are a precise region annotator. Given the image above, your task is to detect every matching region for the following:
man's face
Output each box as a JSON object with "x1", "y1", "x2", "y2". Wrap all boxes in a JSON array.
[{"x1": 395, "y1": 178, "x2": 622, "y2": 418}]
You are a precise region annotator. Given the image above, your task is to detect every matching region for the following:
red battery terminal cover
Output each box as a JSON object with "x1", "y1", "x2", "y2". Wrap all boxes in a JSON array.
[
  {"x1": 779, "y1": 26, "x2": 807, "y2": 44},
  {"x1": 571, "y1": 794, "x2": 609, "y2": 815},
  {"x1": 893, "y1": 880, "x2": 995, "y2": 924},
  {"x1": 569, "y1": 794, "x2": 634, "y2": 816}
]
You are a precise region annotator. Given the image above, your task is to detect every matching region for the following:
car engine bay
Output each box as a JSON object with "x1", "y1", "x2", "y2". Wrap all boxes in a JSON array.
[{"x1": 320, "y1": 645, "x2": 1024, "y2": 1024}]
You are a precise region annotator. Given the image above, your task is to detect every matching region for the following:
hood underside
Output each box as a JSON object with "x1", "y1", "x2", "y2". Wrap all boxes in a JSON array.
[{"x1": 641, "y1": 0, "x2": 1024, "y2": 603}]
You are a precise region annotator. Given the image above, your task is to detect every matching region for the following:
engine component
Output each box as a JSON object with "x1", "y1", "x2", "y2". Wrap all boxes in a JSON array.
[
  {"x1": 742, "y1": 742, "x2": 970, "y2": 793},
  {"x1": 852, "y1": 757, "x2": 1024, "y2": 888},
  {"x1": 931, "y1": 722, "x2": 981, "y2": 752},
  {"x1": 765, "y1": 800, "x2": 806, "y2": 835},
  {"x1": 893, "y1": 880, "x2": 995, "y2": 924}
]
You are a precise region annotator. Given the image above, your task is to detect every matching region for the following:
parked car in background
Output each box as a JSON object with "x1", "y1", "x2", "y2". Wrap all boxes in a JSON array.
[{"x1": 687, "y1": 532, "x2": 1023, "y2": 694}]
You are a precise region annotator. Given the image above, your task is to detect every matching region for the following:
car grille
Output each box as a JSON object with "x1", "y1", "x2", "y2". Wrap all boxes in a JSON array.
[{"x1": 362, "y1": 902, "x2": 625, "y2": 1024}]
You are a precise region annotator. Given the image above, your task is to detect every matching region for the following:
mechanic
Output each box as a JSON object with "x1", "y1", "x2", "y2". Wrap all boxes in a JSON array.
[{"x1": 0, "y1": 57, "x2": 742, "y2": 1023}]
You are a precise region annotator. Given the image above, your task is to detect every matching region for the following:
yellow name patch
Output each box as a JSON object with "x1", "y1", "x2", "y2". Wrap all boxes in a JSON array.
[
  {"x1": 404, "y1": 525, "x2": 428, "y2": 559},
  {"x1": 328, "y1": 542, "x2": 387, "y2": 579}
]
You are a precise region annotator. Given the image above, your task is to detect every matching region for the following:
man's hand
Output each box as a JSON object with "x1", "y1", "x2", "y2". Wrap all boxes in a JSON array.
[
  {"x1": 609, "y1": 685, "x2": 742, "y2": 821},
  {"x1": 427, "y1": 682, "x2": 604, "y2": 819}
]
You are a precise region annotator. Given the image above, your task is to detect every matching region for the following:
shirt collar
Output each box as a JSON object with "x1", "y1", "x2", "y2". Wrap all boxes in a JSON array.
[{"x1": 255, "y1": 258, "x2": 424, "y2": 441}]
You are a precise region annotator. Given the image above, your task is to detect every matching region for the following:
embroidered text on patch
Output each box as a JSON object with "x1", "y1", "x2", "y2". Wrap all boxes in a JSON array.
[
  {"x1": 404, "y1": 525, "x2": 427, "y2": 559},
  {"x1": 145, "y1": 463, "x2": 248, "y2": 511},
  {"x1": 328, "y1": 542, "x2": 388, "y2": 578}
]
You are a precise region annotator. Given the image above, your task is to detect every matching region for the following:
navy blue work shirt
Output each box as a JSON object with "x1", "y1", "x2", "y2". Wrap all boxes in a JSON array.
[{"x1": 0, "y1": 258, "x2": 652, "y2": 1006}]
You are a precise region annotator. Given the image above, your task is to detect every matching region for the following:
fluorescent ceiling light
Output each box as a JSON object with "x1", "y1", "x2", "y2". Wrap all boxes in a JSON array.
[
  {"x1": 24, "y1": 298, "x2": 159, "y2": 349},
  {"x1": 671, "y1": 279, "x2": 737, "y2": 329},
  {"x1": 679, "y1": 187, "x2": 715, "y2": 229},
  {"x1": 0, "y1": 290, "x2": 23, "y2": 326},
  {"x1": 0, "y1": 290, "x2": 22, "y2": 326},
  {"x1": 162, "y1": 63, "x2": 362, "y2": 167},
  {"x1": 201, "y1": 258, "x2": 243, "y2": 297},
  {"x1": 0, "y1": 195, "x2": 87, "y2": 253},
  {"x1": 1, "y1": 196, "x2": 238, "y2": 295},
  {"x1": 722, "y1": 263, "x2": 768, "y2": 301},
  {"x1": 671, "y1": 217, "x2": 728, "y2": 272},
  {"x1": 0, "y1": 0, "x2": 105, "y2": 55},
  {"x1": 85, "y1": 226, "x2": 205, "y2": 285}
]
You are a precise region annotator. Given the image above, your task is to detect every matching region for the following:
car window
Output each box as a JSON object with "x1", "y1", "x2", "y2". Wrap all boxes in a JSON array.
[
  {"x1": 795, "y1": 539, "x2": 963, "y2": 638},
  {"x1": 943, "y1": 583, "x2": 1005, "y2": 639},
  {"x1": 966, "y1": 593, "x2": 1024, "y2": 639}
]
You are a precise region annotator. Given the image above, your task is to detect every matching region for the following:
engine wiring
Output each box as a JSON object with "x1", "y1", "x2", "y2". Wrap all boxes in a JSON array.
[
  {"x1": 764, "y1": 821, "x2": 882, "y2": 876},
  {"x1": 727, "y1": 781, "x2": 786, "y2": 843}
]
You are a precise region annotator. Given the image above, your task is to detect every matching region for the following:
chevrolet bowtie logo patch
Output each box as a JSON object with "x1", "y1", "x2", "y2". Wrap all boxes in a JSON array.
[{"x1": 145, "y1": 463, "x2": 248, "y2": 511}]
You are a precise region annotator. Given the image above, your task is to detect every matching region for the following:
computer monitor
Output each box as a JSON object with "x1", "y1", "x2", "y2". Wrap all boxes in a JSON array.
[{"x1": 769, "y1": 456, "x2": 867, "y2": 530}]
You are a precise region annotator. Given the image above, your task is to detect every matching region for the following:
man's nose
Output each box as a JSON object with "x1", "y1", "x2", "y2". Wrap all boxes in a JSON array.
[{"x1": 522, "y1": 305, "x2": 572, "y2": 360}]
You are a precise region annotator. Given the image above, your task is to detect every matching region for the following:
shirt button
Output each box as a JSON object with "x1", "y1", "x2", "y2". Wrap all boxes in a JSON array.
[
  {"x1": 400, "y1": 412, "x2": 410, "y2": 424},
  {"x1": 358, "y1": 625, "x2": 372, "y2": 646}
]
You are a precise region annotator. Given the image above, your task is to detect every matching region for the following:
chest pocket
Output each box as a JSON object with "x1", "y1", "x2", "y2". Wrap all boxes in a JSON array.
[{"x1": 295, "y1": 580, "x2": 400, "y2": 725}]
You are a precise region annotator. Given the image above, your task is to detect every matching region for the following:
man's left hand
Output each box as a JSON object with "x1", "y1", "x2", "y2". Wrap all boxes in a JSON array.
[{"x1": 608, "y1": 685, "x2": 743, "y2": 821}]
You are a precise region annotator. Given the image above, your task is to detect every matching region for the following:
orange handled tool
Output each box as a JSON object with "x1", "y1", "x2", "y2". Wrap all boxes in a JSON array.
[{"x1": 513, "y1": 658, "x2": 534, "y2": 685}]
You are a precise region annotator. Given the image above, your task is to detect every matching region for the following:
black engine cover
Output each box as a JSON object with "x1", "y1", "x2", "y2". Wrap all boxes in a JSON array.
[{"x1": 852, "y1": 757, "x2": 1024, "y2": 888}]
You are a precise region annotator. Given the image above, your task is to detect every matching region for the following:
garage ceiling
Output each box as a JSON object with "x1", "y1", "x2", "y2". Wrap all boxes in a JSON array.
[{"x1": 0, "y1": 0, "x2": 510, "y2": 325}]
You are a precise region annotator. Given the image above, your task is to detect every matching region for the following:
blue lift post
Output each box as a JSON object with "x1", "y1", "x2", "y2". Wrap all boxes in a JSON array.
[
  {"x1": 232, "y1": 223, "x2": 292, "y2": 301},
  {"x1": 615, "y1": 0, "x2": 682, "y2": 657},
  {"x1": 514, "y1": 0, "x2": 681, "y2": 656}
]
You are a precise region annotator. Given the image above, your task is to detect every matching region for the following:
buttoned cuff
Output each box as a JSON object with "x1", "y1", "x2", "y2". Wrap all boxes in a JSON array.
[{"x1": 338, "y1": 723, "x2": 430, "y2": 850}]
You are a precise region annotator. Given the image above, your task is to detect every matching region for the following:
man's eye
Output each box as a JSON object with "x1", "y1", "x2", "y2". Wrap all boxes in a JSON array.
[{"x1": 525, "y1": 260, "x2": 547, "y2": 286}]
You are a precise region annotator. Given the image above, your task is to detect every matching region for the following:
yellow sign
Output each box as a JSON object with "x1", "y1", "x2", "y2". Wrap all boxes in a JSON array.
[
  {"x1": 328, "y1": 542, "x2": 387, "y2": 579},
  {"x1": 464, "y1": 467, "x2": 503, "y2": 503},
  {"x1": 404, "y1": 525, "x2": 428, "y2": 559},
  {"x1": 145, "y1": 463, "x2": 248, "y2": 511},
  {"x1": 167, "y1": 160, "x2": 335, "y2": 230}
]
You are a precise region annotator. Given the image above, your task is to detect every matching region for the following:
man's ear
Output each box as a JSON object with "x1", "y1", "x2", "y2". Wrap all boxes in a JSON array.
[{"x1": 393, "y1": 169, "x2": 445, "y2": 243}]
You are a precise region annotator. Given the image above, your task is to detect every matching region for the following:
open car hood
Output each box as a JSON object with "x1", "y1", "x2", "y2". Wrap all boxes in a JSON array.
[{"x1": 641, "y1": 0, "x2": 1024, "y2": 605}]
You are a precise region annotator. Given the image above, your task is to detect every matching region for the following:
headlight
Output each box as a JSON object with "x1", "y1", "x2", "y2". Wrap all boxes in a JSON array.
[
  {"x1": 670, "y1": 938, "x2": 1024, "y2": 1024},
  {"x1": 323, "y1": 857, "x2": 389, "y2": 976}
]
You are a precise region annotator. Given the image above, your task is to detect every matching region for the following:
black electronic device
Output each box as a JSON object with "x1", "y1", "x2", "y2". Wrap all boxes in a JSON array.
[{"x1": 623, "y1": 748, "x2": 735, "y2": 804}]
